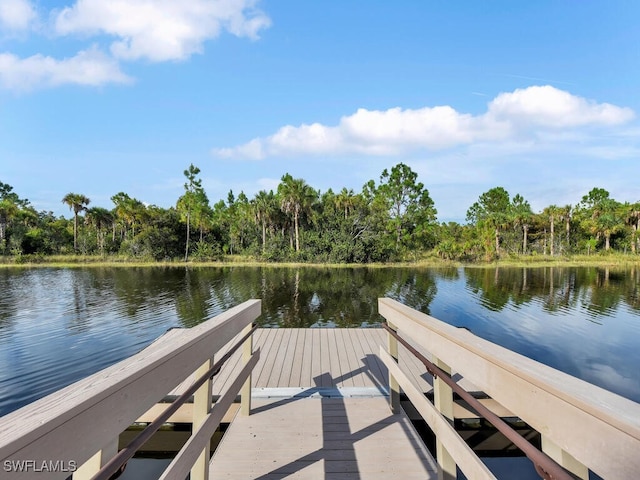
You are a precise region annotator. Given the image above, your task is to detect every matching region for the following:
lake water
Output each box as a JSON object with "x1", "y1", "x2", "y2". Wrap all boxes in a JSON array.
[{"x1": 1, "y1": 265, "x2": 639, "y2": 416}]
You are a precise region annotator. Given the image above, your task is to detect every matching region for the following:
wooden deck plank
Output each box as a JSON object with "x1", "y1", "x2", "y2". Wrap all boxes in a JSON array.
[
  {"x1": 346, "y1": 329, "x2": 370, "y2": 388},
  {"x1": 344, "y1": 329, "x2": 365, "y2": 387},
  {"x1": 185, "y1": 328, "x2": 447, "y2": 398},
  {"x1": 338, "y1": 330, "x2": 357, "y2": 386},
  {"x1": 298, "y1": 329, "x2": 313, "y2": 388},
  {"x1": 250, "y1": 328, "x2": 274, "y2": 387},
  {"x1": 358, "y1": 329, "x2": 389, "y2": 388},
  {"x1": 351, "y1": 329, "x2": 384, "y2": 389},
  {"x1": 327, "y1": 327, "x2": 349, "y2": 387},
  {"x1": 210, "y1": 396, "x2": 438, "y2": 479},
  {"x1": 310, "y1": 328, "x2": 321, "y2": 386},
  {"x1": 338, "y1": 330, "x2": 356, "y2": 387},
  {"x1": 354, "y1": 329, "x2": 374, "y2": 388},
  {"x1": 256, "y1": 328, "x2": 281, "y2": 388},
  {"x1": 313, "y1": 328, "x2": 333, "y2": 387},
  {"x1": 287, "y1": 329, "x2": 305, "y2": 387},
  {"x1": 281, "y1": 328, "x2": 298, "y2": 387},
  {"x1": 272, "y1": 328, "x2": 295, "y2": 387}
]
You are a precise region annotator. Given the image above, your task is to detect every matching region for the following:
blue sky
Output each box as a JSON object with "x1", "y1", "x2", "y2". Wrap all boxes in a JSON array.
[{"x1": 0, "y1": 1, "x2": 638, "y2": 222}]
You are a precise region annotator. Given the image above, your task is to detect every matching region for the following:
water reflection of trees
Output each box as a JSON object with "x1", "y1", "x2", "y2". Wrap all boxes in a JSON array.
[
  {"x1": 3, "y1": 266, "x2": 638, "y2": 333},
  {"x1": 0, "y1": 270, "x2": 21, "y2": 331},
  {"x1": 168, "y1": 267, "x2": 439, "y2": 328},
  {"x1": 380, "y1": 268, "x2": 438, "y2": 315},
  {"x1": 109, "y1": 267, "x2": 184, "y2": 318},
  {"x1": 46, "y1": 267, "x2": 445, "y2": 328},
  {"x1": 624, "y1": 267, "x2": 640, "y2": 310},
  {"x1": 464, "y1": 266, "x2": 639, "y2": 317},
  {"x1": 251, "y1": 267, "x2": 431, "y2": 328},
  {"x1": 50, "y1": 265, "x2": 639, "y2": 329}
]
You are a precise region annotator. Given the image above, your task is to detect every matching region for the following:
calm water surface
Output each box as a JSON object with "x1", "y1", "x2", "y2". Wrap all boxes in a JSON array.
[{"x1": 0, "y1": 266, "x2": 639, "y2": 416}]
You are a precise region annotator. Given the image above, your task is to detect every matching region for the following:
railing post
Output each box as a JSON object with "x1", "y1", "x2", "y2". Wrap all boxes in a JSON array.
[
  {"x1": 73, "y1": 439, "x2": 118, "y2": 480},
  {"x1": 542, "y1": 436, "x2": 588, "y2": 479},
  {"x1": 240, "y1": 323, "x2": 254, "y2": 416},
  {"x1": 433, "y1": 356, "x2": 456, "y2": 480},
  {"x1": 191, "y1": 358, "x2": 213, "y2": 480},
  {"x1": 387, "y1": 322, "x2": 401, "y2": 414}
]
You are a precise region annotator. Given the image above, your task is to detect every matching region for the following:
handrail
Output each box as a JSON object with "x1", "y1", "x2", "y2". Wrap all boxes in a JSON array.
[
  {"x1": 159, "y1": 348, "x2": 260, "y2": 480},
  {"x1": 0, "y1": 299, "x2": 262, "y2": 480},
  {"x1": 379, "y1": 348, "x2": 497, "y2": 480},
  {"x1": 378, "y1": 297, "x2": 640, "y2": 480},
  {"x1": 91, "y1": 324, "x2": 258, "y2": 480},
  {"x1": 383, "y1": 323, "x2": 572, "y2": 480}
]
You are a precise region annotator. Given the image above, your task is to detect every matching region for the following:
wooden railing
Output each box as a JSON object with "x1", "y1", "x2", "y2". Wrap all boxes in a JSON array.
[
  {"x1": 378, "y1": 297, "x2": 640, "y2": 480},
  {"x1": 0, "y1": 299, "x2": 262, "y2": 480}
]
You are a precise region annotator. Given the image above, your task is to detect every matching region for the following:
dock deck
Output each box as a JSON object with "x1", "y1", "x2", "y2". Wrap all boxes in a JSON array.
[
  {"x1": 3, "y1": 299, "x2": 638, "y2": 480},
  {"x1": 201, "y1": 329, "x2": 438, "y2": 479},
  {"x1": 209, "y1": 396, "x2": 438, "y2": 479},
  {"x1": 170, "y1": 328, "x2": 435, "y2": 397}
]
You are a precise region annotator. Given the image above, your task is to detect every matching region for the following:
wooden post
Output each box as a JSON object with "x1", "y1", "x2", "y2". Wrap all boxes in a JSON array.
[
  {"x1": 387, "y1": 322, "x2": 401, "y2": 414},
  {"x1": 542, "y1": 436, "x2": 589, "y2": 480},
  {"x1": 433, "y1": 356, "x2": 456, "y2": 480},
  {"x1": 73, "y1": 439, "x2": 117, "y2": 480},
  {"x1": 191, "y1": 359, "x2": 213, "y2": 480},
  {"x1": 240, "y1": 323, "x2": 253, "y2": 416}
]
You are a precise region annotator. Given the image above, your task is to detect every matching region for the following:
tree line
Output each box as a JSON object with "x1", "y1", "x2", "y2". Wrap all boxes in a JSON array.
[{"x1": 1, "y1": 163, "x2": 638, "y2": 262}]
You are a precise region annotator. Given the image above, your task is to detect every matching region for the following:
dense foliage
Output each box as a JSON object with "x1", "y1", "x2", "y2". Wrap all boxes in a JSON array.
[{"x1": 1, "y1": 164, "x2": 639, "y2": 263}]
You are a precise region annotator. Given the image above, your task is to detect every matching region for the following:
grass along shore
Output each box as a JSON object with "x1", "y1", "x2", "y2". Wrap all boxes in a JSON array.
[{"x1": 1, "y1": 253, "x2": 639, "y2": 269}]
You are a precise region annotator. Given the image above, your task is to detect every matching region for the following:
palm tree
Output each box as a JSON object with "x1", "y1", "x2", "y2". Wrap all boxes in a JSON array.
[
  {"x1": 558, "y1": 205, "x2": 572, "y2": 254},
  {"x1": 252, "y1": 190, "x2": 277, "y2": 254},
  {"x1": 575, "y1": 188, "x2": 619, "y2": 253},
  {"x1": 278, "y1": 174, "x2": 316, "y2": 252},
  {"x1": 623, "y1": 202, "x2": 640, "y2": 254},
  {"x1": 542, "y1": 205, "x2": 561, "y2": 256},
  {"x1": 335, "y1": 188, "x2": 356, "y2": 219},
  {"x1": 62, "y1": 193, "x2": 90, "y2": 251},
  {"x1": 598, "y1": 200, "x2": 622, "y2": 251},
  {"x1": 0, "y1": 198, "x2": 18, "y2": 250},
  {"x1": 177, "y1": 164, "x2": 204, "y2": 261},
  {"x1": 511, "y1": 194, "x2": 532, "y2": 254},
  {"x1": 111, "y1": 192, "x2": 131, "y2": 239},
  {"x1": 85, "y1": 207, "x2": 113, "y2": 255}
]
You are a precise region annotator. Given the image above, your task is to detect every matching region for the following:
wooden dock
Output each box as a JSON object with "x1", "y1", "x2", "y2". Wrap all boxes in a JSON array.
[
  {"x1": 162, "y1": 328, "x2": 441, "y2": 479},
  {"x1": 203, "y1": 329, "x2": 439, "y2": 479},
  {"x1": 2, "y1": 298, "x2": 639, "y2": 480}
]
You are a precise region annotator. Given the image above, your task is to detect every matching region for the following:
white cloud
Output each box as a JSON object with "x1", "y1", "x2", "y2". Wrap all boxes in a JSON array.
[
  {"x1": 54, "y1": 0, "x2": 271, "y2": 62},
  {"x1": 341, "y1": 106, "x2": 480, "y2": 150},
  {"x1": 0, "y1": 46, "x2": 132, "y2": 91},
  {"x1": 213, "y1": 86, "x2": 635, "y2": 160},
  {"x1": 0, "y1": 0, "x2": 36, "y2": 31},
  {"x1": 486, "y1": 85, "x2": 634, "y2": 128}
]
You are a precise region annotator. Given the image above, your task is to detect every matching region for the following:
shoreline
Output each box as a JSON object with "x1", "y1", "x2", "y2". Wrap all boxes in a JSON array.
[{"x1": 2, "y1": 254, "x2": 640, "y2": 269}]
